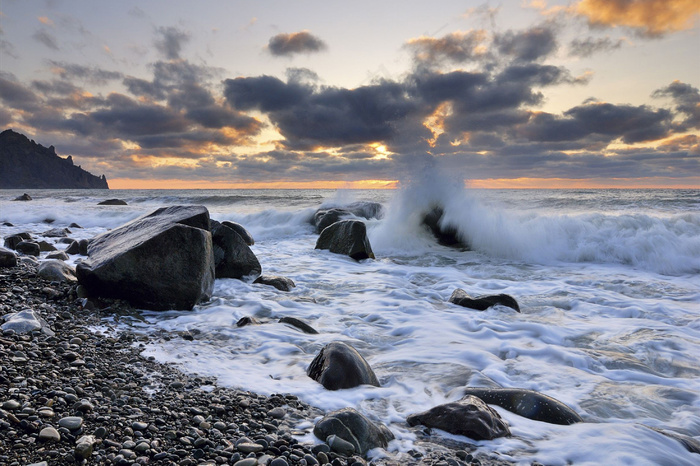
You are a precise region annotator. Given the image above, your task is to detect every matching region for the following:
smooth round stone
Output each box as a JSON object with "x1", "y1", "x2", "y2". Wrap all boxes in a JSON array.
[
  {"x1": 2, "y1": 400, "x2": 21, "y2": 410},
  {"x1": 38, "y1": 426, "x2": 61, "y2": 442},
  {"x1": 237, "y1": 442, "x2": 264, "y2": 453},
  {"x1": 74, "y1": 400, "x2": 94, "y2": 412},
  {"x1": 58, "y1": 416, "x2": 83, "y2": 430},
  {"x1": 267, "y1": 407, "x2": 286, "y2": 419},
  {"x1": 270, "y1": 458, "x2": 289, "y2": 466},
  {"x1": 38, "y1": 408, "x2": 55, "y2": 418},
  {"x1": 132, "y1": 421, "x2": 148, "y2": 431},
  {"x1": 233, "y1": 459, "x2": 258, "y2": 466},
  {"x1": 134, "y1": 442, "x2": 150, "y2": 453}
]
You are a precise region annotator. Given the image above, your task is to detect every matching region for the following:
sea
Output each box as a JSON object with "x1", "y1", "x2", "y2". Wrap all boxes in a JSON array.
[{"x1": 1, "y1": 182, "x2": 699, "y2": 465}]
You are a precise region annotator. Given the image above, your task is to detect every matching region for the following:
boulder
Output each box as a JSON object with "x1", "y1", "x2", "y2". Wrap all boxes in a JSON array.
[
  {"x1": 406, "y1": 395, "x2": 511, "y2": 440},
  {"x1": 460, "y1": 388, "x2": 582, "y2": 425},
  {"x1": 421, "y1": 206, "x2": 467, "y2": 248},
  {"x1": 0, "y1": 247, "x2": 17, "y2": 267},
  {"x1": 69, "y1": 222, "x2": 83, "y2": 229},
  {"x1": 347, "y1": 201, "x2": 385, "y2": 220},
  {"x1": 37, "y1": 240, "x2": 57, "y2": 252},
  {"x1": 449, "y1": 289, "x2": 520, "y2": 312},
  {"x1": 13, "y1": 193, "x2": 32, "y2": 201},
  {"x1": 221, "y1": 221, "x2": 255, "y2": 245},
  {"x1": 78, "y1": 239, "x2": 89, "y2": 256},
  {"x1": 38, "y1": 260, "x2": 77, "y2": 282},
  {"x1": 254, "y1": 275, "x2": 295, "y2": 291},
  {"x1": 1, "y1": 309, "x2": 55, "y2": 336},
  {"x1": 42, "y1": 227, "x2": 71, "y2": 238},
  {"x1": 98, "y1": 199, "x2": 127, "y2": 205},
  {"x1": 16, "y1": 241, "x2": 40, "y2": 256},
  {"x1": 46, "y1": 251, "x2": 69, "y2": 261},
  {"x1": 65, "y1": 240, "x2": 81, "y2": 255},
  {"x1": 211, "y1": 220, "x2": 261, "y2": 279},
  {"x1": 315, "y1": 220, "x2": 375, "y2": 261},
  {"x1": 236, "y1": 316, "x2": 261, "y2": 327},
  {"x1": 279, "y1": 316, "x2": 318, "y2": 334},
  {"x1": 307, "y1": 341, "x2": 380, "y2": 390},
  {"x1": 76, "y1": 205, "x2": 215, "y2": 311},
  {"x1": 4, "y1": 233, "x2": 32, "y2": 250},
  {"x1": 314, "y1": 408, "x2": 394, "y2": 456},
  {"x1": 313, "y1": 208, "x2": 351, "y2": 234}
]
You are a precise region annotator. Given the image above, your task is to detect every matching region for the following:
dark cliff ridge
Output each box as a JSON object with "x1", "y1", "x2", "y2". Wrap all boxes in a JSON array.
[{"x1": 0, "y1": 129, "x2": 109, "y2": 189}]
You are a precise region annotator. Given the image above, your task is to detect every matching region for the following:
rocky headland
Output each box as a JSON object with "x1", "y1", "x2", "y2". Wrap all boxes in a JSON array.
[{"x1": 0, "y1": 129, "x2": 108, "y2": 189}]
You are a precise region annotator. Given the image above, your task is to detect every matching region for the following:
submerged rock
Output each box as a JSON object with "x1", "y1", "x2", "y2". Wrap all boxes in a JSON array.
[
  {"x1": 279, "y1": 316, "x2": 318, "y2": 334},
  {"x1": 315, "y1": 220, "x2": 375, "y2": 261},
  {"x1": 407, "y1": 395, "x2": 511, "y2": 440},
  {"x1": 76, "y1": 205, "x2": 215, "y2": 311},
  {"x1": 307, "y1": 341, "x2": 380, "y2": 390},
  {"x1": 13, "y1": 193, "x2": 32, "y2": 201},
  {"x1": 314, "y1": 408, "x2": 394, "y2": 456},
  {"x1": 97, "y1": 198, "x2": 127, "y2": 205},
  {"x1": 211, "y1": 220, "x2": 261, "y2": 279},
  {"x1": 449, "y1": 289, "x2": 521, "y2": 312},
  {"x1": 460, "y1": 387, "x2": 582, "y2": 425},
  {"x1": 254, "y1": 275, "x2": 295, "y2": 291}
]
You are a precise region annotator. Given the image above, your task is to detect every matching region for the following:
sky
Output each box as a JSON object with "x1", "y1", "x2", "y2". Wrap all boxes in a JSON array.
[{"x1": 1, "y1": 0, "x2": 699, "y2": 189}]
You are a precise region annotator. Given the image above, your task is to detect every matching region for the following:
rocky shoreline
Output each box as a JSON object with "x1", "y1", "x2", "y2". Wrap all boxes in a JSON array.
[{"x1": 1, "y1": 262, "x2": 515, "y2": 466}]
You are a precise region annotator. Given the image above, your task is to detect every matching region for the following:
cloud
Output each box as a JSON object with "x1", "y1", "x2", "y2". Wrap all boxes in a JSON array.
[
  {"x1": 48, "y1": 61, "x2": 123, "y2": 84},
  {"x1": 405, "y1": 30, "x2": 490, "y2": 66},
  {"x1": 575, "y1": 0, "x2": 700, "y2": 37},
  {"x1": 267, "y1": 31, "x2": 327, "y2": 56},
  {"x1": 494, "y1": 25, "x2": 558, "y2": 61},
  {"x1": 0, "y1": 72, "x2": 41, "y2": 111},
  {"x1": 653, "y1": 80, "x2": 700, "y2": 130},
  {"x1": 568, "y1": 36, "x2": 624, "y2": 57},
  {"x1": 154, "y1": 26, "x2": 190, "y2": 60},
  {"x1": 33, "y1": 29, "x2": 60, "y2": 50}
]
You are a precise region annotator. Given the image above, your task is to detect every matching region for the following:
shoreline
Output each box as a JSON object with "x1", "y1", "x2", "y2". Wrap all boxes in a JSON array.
[{"x1": 0, "y1": 261, "x2": 513, "y2": 466}]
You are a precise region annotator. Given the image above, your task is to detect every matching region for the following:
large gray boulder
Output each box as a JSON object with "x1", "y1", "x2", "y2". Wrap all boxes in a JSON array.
[
  {"x1": 210, "y1": 220, "x2": 261, "y2": 279},
  {"x1": 76, "y1": 205, "x2": 215, "y2": 311},
  {"x1": 38, "y1": 260, "x2": 77, "y2": 282},
  {"x1": 314, "y1": 408, "x2": 394, "y2": 456},
  {"x1": 315, "y1": 220, "x2": 375, "y2": 261},
  {"x1": 307, "y1": 341, "x2": 380, "y2": 390},
  {"x1": 0, "y1": 247, "x2": 17, "y2": 267},
  {"x1": 406, "y1": 395, "x2": 511, "y2": 440},
  {"x1": 221, "y1": 221, "x2": 255, "y2": 245}
]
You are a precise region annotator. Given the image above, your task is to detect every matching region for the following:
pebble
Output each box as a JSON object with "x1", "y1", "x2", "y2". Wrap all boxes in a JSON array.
[
  {"x1": 233, "y1": 458, "x2": 258, "y2": 466},
  {"x1": 38, "y1": 426, "x2": 61, "y2": 442},
  {"x1": 1, "y1": 400, "x2": 21, "y2": 410},
  {"x1": 237, "y1": 441, "x2": 264, "y2": 453},
  {"x1": 58, "y1": 416, "x2": 83, "y2": 430}
]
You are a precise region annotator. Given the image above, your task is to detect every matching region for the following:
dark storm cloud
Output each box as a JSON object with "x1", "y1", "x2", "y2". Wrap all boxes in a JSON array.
[
  {"x1": 89, "y1": 93, "x2": 190, "y2": 137},
  {"x1": 494, "y1": 26, "x2": 558, "y2": 62},
  {"x1": 0, "y1": 73, "x2": 41, "y2": 111},
  {"x1": 0, "y1": 107, "x2": 12, "y2": 127},
  {"x1": 653, "y1": 81, "x2": 700, "y2": 130},
  {"x1": 405, "y1": 30, "x2": 490, "y2": 66},
  {"x1": 223, "y1": 75, "x2": 312, "y2": 112},
  {"x1": 33, "y1": 29, "x2": 60, "y2": 50},
  {"x1": 568, "y1": 37, "x2": 624, "y2": 57},
  {"x1": 123, "y1": 76, "x2": 168, "y2": 100},
  {"x1": 267, "y1": 31, "x2": 327, "y2": 56},
  {"x1": 185, "y1": 106, "x2": 261, "y2": 131},
  {"x1": 154, "y1": 26, "x2": 191, "y2": 60},
  {"x1": 48, "y1": 61, "x2": 123, "y2": 84},
  {"x1": 32, "y1": 79, "x2": 81, "y2": 96}
]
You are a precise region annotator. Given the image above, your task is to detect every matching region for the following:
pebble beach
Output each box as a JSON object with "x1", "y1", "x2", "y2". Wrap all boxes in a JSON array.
[{"x1": 0, "y1": 260, "x2": 513, "y2": 466}]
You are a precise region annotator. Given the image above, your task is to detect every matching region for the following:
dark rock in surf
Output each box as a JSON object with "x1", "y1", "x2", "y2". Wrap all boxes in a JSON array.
[
  {"x1": 313, "y1": 208, "x2": 350, "y2": 234},
  {"x1": 37, "y1": 240, "x2": 57, "y2": 252},
  {"x1": 15, "y1": 241, "x2": 40, "y2": 256},
  {"x1": 422, "y1": 206, "x2": 467, "y2": 248},
  {"x1": 279, "y1": 316, "x2": 318, "y2": 334},
  {"x1": 307, "y1": 341, "x2": 380, "y2": 390},
  {"x1": 254, "y1": 275, "x2": 295, "y2": 292},
  {"x1": 75, "y1": 205, "x2": 215, "y2": 311},
  {"x1": 13, "y1": 193, "x2": 32, "y2": 201},
  {"x1": 97, "y1": 199, "x2": 127, "y2": 205},
  {"x1": 460, "y1": 387, "x2": 583, "y2": 425},
  {"x1": 46, "y1": 251, "x2": 69, "y2": 261},
  {"x1": 43, "y1": 227, "x2": 71, "y2": 238},
  {"x1": 314, "y1": 408, "x2": 394, "y2": 456},
  {"x1": 210, "y1": 220, "x2": 261, "y2": 279},
  {"x1": 449, "y1": 289, "x2": 520, "y2": 312},
  {"x1": 0, "y1": 247, "x2": 17, "y2": 267},
  {"x1": 648, "y1": 427, "x2": 700, "y2": 455},
  {"x1": 347, "y1": 201, "x2": 385, "y2": 220},
  {"x1": 69, "y1": 222, "x2": 83, "y2": 229},
  {"x1": 4, "y1": 233, "x2": 32, "y2": 250},
  {"x1": 315, "y1": 220, "x2": 375, "y2": 261},
  {"x1": 236, "y1": 316, "x2": 261, "y2": 327},
  {"x1": 65, "y1": 240, "x2": 81, "y2": 255},
  {"x1": 221, "y1": 220, "x2": 255, "y2": 245},
  {"x1": 407, "y1": 395, "x2": 511, "y2": 440},
  {"x1": 38, "y1": 260, "x2": 77, "y2": 282}
]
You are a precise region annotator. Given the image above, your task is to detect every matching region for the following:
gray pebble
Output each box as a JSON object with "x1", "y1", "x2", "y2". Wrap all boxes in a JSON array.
[
  {"x1": 38, "y1": 426, "x2": 61, "y2": 442},
  {"x1": 58, "y1": 416, "x2": 83, "y2": 430},
  {"x1": 1, "y1": 400, "x2": 21, "y2": 410},
  {"x1": 233, "y1": 458, "x2": 259, "y2": 466},
  {"x1": 270, "y1": 458, "x2": 289, "y2": 466},
  {"x1": 237, "y1": 442, "x2": 264, "y2": 453}
]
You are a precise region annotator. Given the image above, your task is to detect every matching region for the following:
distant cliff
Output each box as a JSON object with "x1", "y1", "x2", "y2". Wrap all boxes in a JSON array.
[{"x1": 0, "y1": 129, "x2": 109, "y2": 189}]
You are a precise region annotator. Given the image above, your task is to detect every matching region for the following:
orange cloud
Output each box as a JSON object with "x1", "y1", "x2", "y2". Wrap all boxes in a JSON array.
[
  {"x1": 576, "y1": 0, "x2": 700, "y2": 36},
  {"x1": 38, "y1": 16, "x2": 54, "y2": 25}
]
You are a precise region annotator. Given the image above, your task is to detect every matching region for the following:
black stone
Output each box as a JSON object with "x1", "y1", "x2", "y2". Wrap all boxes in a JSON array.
[
  {"x1": 307, "y1": 341, "x2": 379, "y2": 390},
  {"x1": 254, "y1": 275, "x2": 295, "y2": 292},
  {"x1": 315, "y1": 220, "x2": 374, "y2": 261},
  {"x1": 279, "y1": 317, "x2": 318, "y2": 334},
  {"x1": 221, "y1": 221, "x2": 255, "y2": 246},
  {"x1": 313, "y1": 408, "x2": 394, "y2": 456},
  {"x1": 449, "y1": 289, "x2": 520, "y2": 312},
  {"x1": 211, "y1": 220, "x2": 261, "y2": 279}
]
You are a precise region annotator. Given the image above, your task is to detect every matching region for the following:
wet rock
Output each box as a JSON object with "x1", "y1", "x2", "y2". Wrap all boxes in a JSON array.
[
  {"x1": 38, "y1": 426, "x2": 60, "y2": 442},
  {"x1": 38, "y1": 260, "x2": 77, "y2": 282},
  {"x1": 15, "y1": 240, "x2": 40, "y2": 256},
  {"x1": 65, "y1": 240, "x2": 81, "y2": 255},
  {"x1": 406, "y1": 395, "x2": 511, "y2": 440},
  {"x1": 37, "y1": 240, "x2": 57, "y2": 251},
  {"x1": 76, "y1": 205, "x2": 215, "y2": 311},
  {"x1": 460, "y1": 388, "x2": 582, "y2": 425},
  {"x1": 211, "y1": 220, "x2": 261, "y2": 279},
  {"x1": 98, "y1": 198, "x2": 128, "y2": 205},
  {"x1": 449, "y1": 289, "x2": 521, "y2": 312},
  {"x1": 421, "y1": 207, "x2": 467, "y2": 248},
  {"x1": 279, "y1": 316, "x2": 318, "y2": 334},
  {"x1": 315, "y1": 220, "x2": 375, "y2": 261},
  {"x1": 221, "y1": 220, "x2": 255, "y2": 245},
  {"x1": 58, "y1": 416, "x2": 84, "y2": 430},
  {"x1": 313, "y1": 208, "x2": 351, "y2": 234},
  {"x1": 314, "y1": 408, "x2": 394, "y2": 456},
  {"x1": 236, "y1": 316, "x2": 261, "y2": 327},
  {"x1": 13, "y1": 193, "x2": 32, "y2": 201},
  {"x1": 307, "y1": 341, "x2": 379, "y2": 390},
  {"x1": 43, "y1": 227, "x2": 71, "y2": 238},
  {"x1": 0, "y1": 246, "x2": 17, "y2": 267},
  {"x1": 254, "y1": 275, "x2": 295, "y2": 291},
  {"x1": 46, "y1": 250, "x2": 70, "y2": 261},
  {"x1": 1, "y1": 309, "x2": 55, "y2": 336}
]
